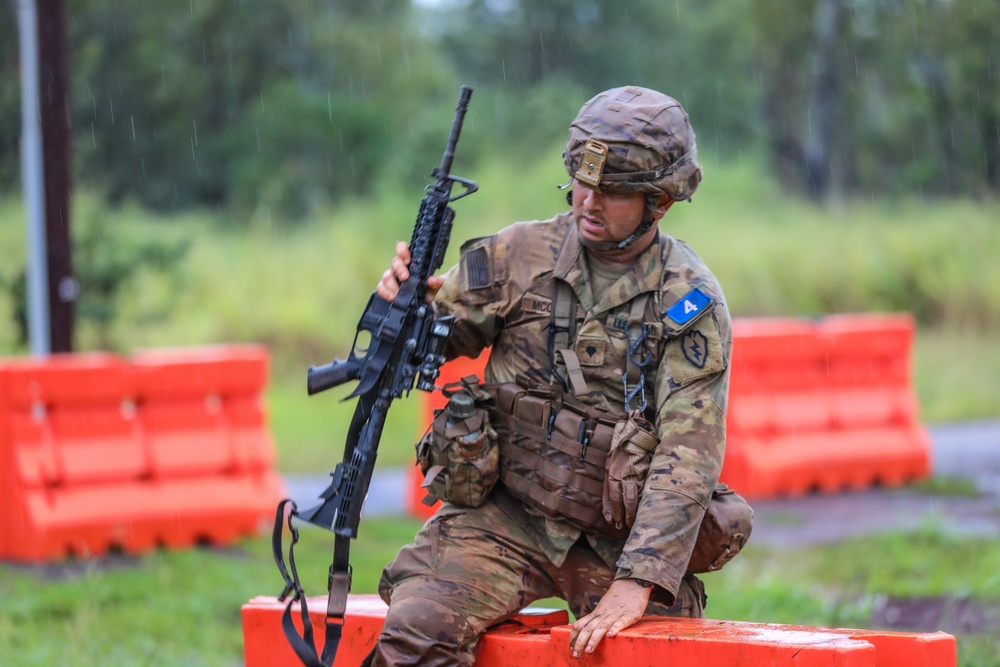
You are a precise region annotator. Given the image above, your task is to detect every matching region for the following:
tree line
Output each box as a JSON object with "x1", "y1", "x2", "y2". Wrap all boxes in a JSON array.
[{"x1": 1, "y1": 0, "x2": 997, "y2": 220}]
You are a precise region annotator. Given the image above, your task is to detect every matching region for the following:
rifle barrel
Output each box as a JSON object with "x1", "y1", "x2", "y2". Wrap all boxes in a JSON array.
[{"x1": 437, "y1": 85, "x2": 474, "y2": 178}]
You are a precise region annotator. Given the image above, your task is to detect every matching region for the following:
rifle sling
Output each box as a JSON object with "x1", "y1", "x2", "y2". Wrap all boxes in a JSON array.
[{"x1": 272, "y1": 503, "x2": 351, "y2": 667}]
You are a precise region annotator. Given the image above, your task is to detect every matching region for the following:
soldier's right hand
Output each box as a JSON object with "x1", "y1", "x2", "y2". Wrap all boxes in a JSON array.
[{"x1": 376, "y1": 241, "x2": 443, "y2": 303}]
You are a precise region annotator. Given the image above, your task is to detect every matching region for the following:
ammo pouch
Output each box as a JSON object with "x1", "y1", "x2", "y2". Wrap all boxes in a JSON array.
[
  {"x1": 416, "y1": 378, "x2": 499, "y2": 508},
  {"x1": 488, "y1": 383, "x2": 628, "y2": 540},
  {"x1": 602, "y1": 409, "x2": 659, "y2": 530},
  {"x1": 687, "y1": 483, "x2": 754, "y2": 574}
]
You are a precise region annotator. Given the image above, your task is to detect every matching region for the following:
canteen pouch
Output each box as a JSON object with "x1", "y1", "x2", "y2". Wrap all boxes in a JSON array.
[
  {"x1": 686, "y1": 483, "x2": 754, "y2": 574},
  {"x1": 416, "y1": 379, "x2": 499, "y2": 508}
]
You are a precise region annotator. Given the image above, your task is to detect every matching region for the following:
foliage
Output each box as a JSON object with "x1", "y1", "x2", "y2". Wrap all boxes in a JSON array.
[
  {"x1": 0, "y1": 195, "x2": 189, "y2": 352},
  {"x1": 63, "y1": 0, "x2": 456, "y2": 217},
  {"x1": 71, "y1": 199, "x2": 190, "y2": 351},
  {"x1": 429, "y1": 0, "x2": 761, "y2": 157},
  {"x1": 751, "y1": 0, "x2": 1000, "y2": 198},
  {"x1": 0, "y1": 4, "x2": 19, "y2": 189},
  {"x1": 430, "y1": 0, "x2": 1000, "y2": 199},
  {"x1": 3, "y1": 0, "x2": 997, "y2": 218}
]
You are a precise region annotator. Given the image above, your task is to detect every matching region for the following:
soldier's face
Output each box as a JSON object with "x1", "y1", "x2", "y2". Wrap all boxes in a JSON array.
[{"x1": 571, "y1": 182, "x2": 648, "y2": 247}]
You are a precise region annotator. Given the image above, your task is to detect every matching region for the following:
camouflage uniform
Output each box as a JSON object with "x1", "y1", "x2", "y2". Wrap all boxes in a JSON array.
[{"x1": 371, "y1": 87, "x2": 731, "y2": 667}]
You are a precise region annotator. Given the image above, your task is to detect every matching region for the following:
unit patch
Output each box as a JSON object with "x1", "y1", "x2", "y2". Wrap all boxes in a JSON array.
[
  {"x1": 681, "y1": 330, "x2": 708, "y2": 368},
  {"x1": 664, "y1": 318, "x2": 726, "y2": 386},
  {"x1": 665, "y1": 287, "x2": 713, "y2": 326}
]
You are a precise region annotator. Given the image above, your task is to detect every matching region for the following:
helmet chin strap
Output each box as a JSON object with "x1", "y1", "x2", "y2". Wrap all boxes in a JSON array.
[{"x1": 578, "y1": 196, "x2": 659, "y2": 254}]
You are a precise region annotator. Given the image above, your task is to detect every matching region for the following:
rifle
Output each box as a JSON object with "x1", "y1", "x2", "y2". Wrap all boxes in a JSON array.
[{"x1": 272, "y1": 85, "x2": 477, "y2": 667}]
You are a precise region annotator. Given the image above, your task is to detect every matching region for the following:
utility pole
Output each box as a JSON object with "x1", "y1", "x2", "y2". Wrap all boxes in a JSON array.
[
  {"x1": 37, "y1": 0, "x2": 75, "y2": 352},
  {"x1": 18, "y1": 0, "x2": 50, "y2": 355}
]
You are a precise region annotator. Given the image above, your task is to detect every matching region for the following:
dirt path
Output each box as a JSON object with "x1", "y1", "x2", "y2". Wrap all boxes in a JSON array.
[{"x1": 751, "y1": 419, "x2": 1000, "y2": 547}]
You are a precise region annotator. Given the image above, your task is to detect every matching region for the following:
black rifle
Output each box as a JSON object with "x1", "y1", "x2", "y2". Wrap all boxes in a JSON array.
[{"x1": 272, "y1": 86, "x2": 477, "y2": 667}]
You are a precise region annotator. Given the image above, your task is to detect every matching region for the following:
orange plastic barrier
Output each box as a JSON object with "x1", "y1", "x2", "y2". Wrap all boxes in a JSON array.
[
  {"x1": 408, "y1": 313, "x2": 932, "y2": 513},
  {"x1": 241, "y1": 593, "x2": 956, "y2": 666},
  {"x1": 724, "y1": 314, "x2": 931, "y2": 498},
  {"x1": 0, "y1": 346, "x2": 283, "y2": 561}
]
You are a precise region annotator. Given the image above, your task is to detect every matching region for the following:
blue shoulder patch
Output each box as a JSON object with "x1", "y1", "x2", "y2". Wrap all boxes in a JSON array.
[{"x1": 665, "y1": 287, "x2": 713, "y2": 325}]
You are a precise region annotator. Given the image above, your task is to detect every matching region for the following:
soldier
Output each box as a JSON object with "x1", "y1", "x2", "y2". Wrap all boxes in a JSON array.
[{"x1": 372, "y1": 85, "x2": 735, "y2": 665}]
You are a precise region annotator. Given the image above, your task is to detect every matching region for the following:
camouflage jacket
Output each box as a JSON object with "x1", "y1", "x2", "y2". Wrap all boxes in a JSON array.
[{"x1": 434, "y1": 211, "x2": 732, "y2": 598}]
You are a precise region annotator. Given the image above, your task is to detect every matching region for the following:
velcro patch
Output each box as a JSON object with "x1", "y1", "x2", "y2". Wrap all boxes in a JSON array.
[
  {"x1": 576, "y1": 321, "x2": 608, "y2": 367},
  {"x1": 576, "y1": 338, "x2": 606, "y2": 367},
  {"x1": 463, "y1": 246, "x2": 492, "y2": 290},
  {"x1": 665, "y1": 287, "x2": 713, "y2": 326},
  {"x1": 664, "y1": 315, "x2": 726, "y2": 386}
]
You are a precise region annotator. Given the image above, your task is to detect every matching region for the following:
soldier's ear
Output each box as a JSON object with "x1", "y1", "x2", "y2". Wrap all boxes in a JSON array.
[
  {"x1": 566, "y1": 189, "x2": 573, "y2": 206},
  {"x1": 653, "y1": 193, "x2": 675, "y2": 219}
]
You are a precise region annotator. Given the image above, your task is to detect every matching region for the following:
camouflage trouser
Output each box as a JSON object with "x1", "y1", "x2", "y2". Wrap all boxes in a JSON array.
[{"x1": 369, "y1": 494, "x2": 706, "y2": 667}]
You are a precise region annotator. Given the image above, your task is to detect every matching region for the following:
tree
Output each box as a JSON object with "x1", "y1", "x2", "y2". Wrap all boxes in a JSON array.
[
  {"x1": 428, "y1": 0, "x2": 762, "y2": 159},
  {"x1": 68, "y1": 0, "x2": 457, "y2": 218},
  {"x1": 0, "y1": 3, "x2": 20, "y2": 189},
  {"x1": 753, "y1": 0, "x2": 1000, "y2": 199}
]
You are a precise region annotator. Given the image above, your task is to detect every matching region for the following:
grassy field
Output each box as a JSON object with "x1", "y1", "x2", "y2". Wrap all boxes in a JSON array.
[
  {"x1": 0, "y1": 518, "x2": 997, "y2": 666},
  {"x1": 1, "y1": 156, "x2": 998, "y2": 665}
]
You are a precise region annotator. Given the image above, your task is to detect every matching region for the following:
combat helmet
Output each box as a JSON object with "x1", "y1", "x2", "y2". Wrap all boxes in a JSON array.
[{"x1": 563, "y1": 86, "x2": 702, "y2": 250}]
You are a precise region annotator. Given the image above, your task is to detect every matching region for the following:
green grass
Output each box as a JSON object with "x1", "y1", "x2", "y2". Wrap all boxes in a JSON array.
[
  {"x1": 6, "y1": 157, "x2": 1000, "y2": 349},
  {"x1": 1, "y1": 520, "x2": 996, "y2": 666},
  {"x1": 913, "y1": 327, "x2": 1000, "y2": 422},
  {"x1": 910, "y1": 475, "x2": 983, "y2": 498},
  {"x1": 709, "y1": 525, "x2": 1000, "y2": 667},
  {"x1": 0, "y1": 517, "x2": 424, "y2": 667},
  {"x1": 267, "y1": 371, "x2": 424, "y2": 471}
]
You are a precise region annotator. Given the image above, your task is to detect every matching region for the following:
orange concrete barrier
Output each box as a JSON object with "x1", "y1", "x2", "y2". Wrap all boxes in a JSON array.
[
  {"x1": 408, "y1": 313, "x2": 932, "y2": 513},
  {"x1": 0, "y1": 346, "x2": 282, "y2": 561},
  {"x1": 241, "y1": 593, "x2": 956, "y2": 666}
]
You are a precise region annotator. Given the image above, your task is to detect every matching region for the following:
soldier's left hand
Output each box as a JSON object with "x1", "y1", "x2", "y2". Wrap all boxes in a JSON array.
[
  {"x1": 569, "y1": 578, "x2": 651, "y2": 659},
  {"x1": 376, "y1": 241, "x2": 444, "y2": 303}
]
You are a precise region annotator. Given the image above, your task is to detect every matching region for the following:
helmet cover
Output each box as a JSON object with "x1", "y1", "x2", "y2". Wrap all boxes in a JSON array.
[{"x1": 564, "y1": 86, "x2": 703, "y2": 201}]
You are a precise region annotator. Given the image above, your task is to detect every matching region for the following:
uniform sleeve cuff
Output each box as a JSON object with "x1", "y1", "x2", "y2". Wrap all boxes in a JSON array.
[{"x1": 615, "y1": 553, "x2": 685, "y2": 606}]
